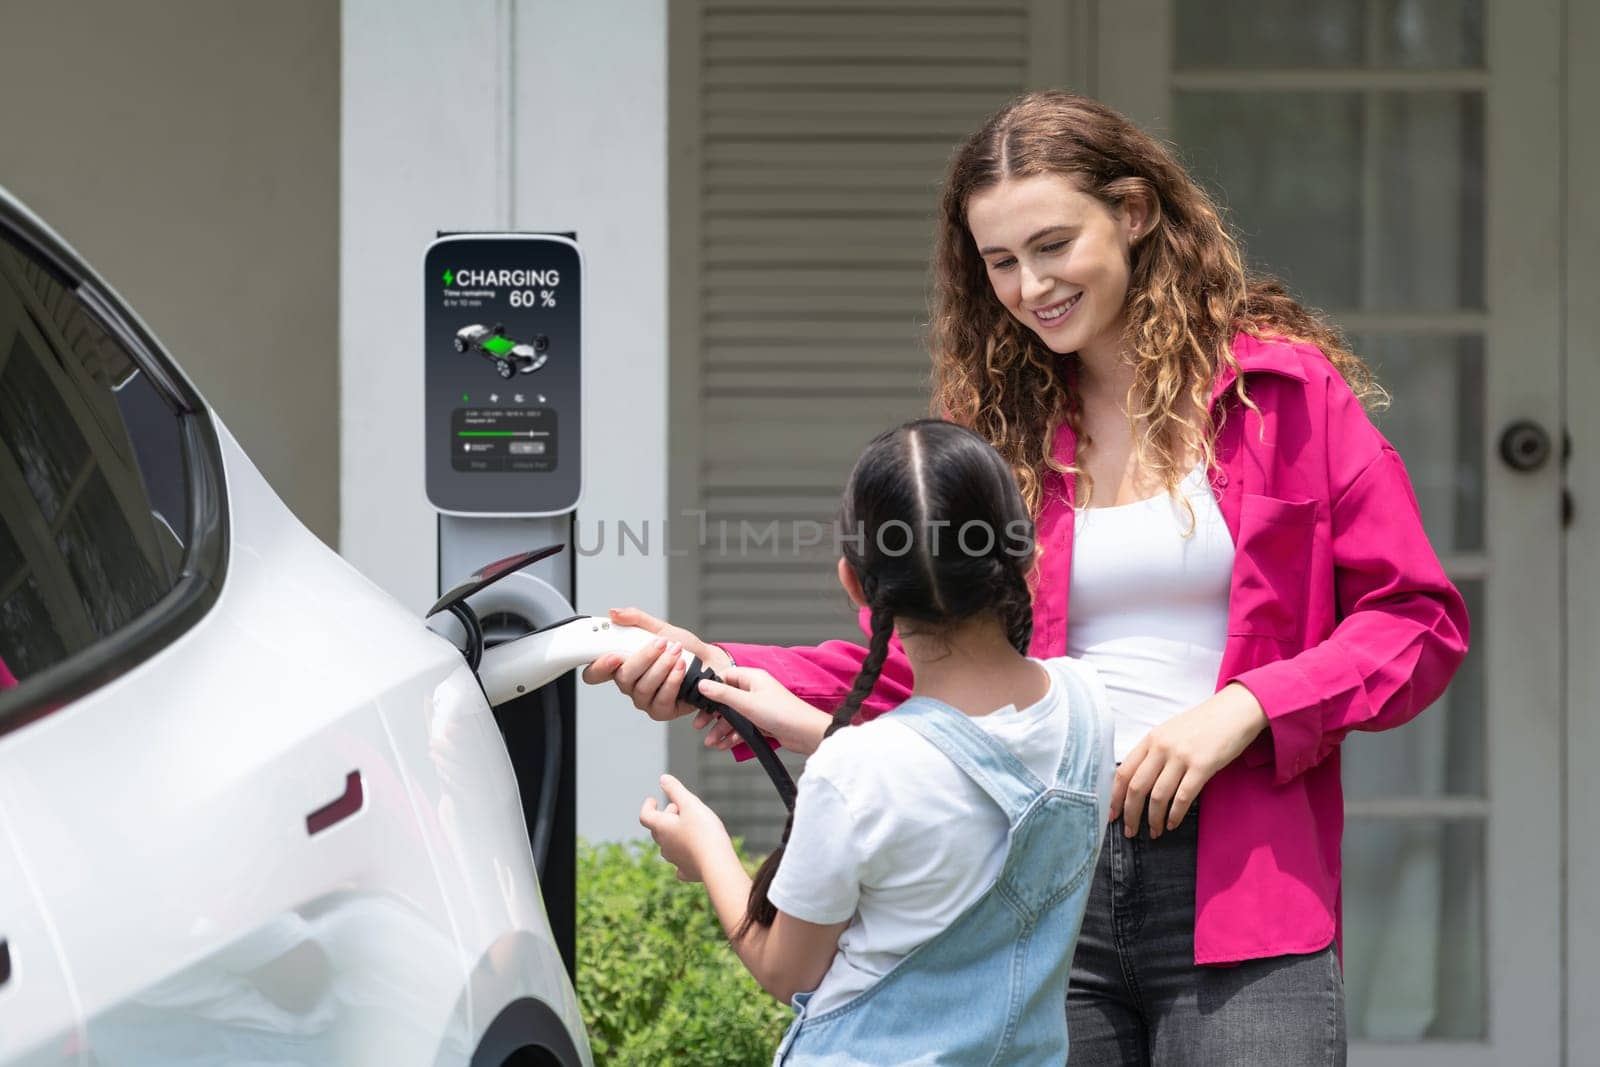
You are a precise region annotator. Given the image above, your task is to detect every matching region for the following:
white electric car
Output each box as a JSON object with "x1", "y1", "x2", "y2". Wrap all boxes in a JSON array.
[{"x1": 0, "y1": 189, "x2": 591, "y2": 1066}]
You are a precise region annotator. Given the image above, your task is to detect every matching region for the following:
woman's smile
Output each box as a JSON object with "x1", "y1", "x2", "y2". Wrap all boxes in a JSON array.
[{"x1": 1030, "y1": 291, "x2": 1083, "y2": 326}]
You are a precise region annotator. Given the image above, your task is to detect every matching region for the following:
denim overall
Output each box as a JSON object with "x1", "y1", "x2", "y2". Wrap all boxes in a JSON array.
[{"x1": 774, "y1": 668, "x2": 1109, "y2": 1066}]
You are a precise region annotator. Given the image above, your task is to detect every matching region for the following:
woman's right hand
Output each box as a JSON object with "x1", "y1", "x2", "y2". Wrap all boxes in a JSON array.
[{"x1": 580, "y1": 606, "x2": 732, "y2": 722}]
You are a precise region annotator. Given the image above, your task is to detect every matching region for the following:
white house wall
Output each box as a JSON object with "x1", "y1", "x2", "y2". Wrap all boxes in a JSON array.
[{"x1": 0, "y1": 1, "x2": 340, "y2": 544}]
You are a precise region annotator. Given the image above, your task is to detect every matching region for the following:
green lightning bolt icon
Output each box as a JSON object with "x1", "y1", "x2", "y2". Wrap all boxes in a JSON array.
[{"x1": 442, "y1": 270, "x2": 454, "y2": 286}]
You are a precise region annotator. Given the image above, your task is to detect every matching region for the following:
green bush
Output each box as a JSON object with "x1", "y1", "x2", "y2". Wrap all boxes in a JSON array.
[{"x1": 577, "y1": 839, "x2": 793, "y2": 1066}]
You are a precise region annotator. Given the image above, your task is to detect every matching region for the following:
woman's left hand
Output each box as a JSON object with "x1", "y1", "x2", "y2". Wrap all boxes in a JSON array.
[
  {"x1": 1111, "y1": 683, "x2": 1269, "y2": 838},
  {"x1": 639, "y1": 773, "x2": 734, "y2": 883}
]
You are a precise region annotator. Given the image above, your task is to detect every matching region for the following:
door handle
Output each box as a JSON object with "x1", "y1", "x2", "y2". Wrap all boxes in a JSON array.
[
  {"x1": 1, "y1": 938, "x2": 10, "y2": 987},
  {"x1": 1499, "y1": 420, "x2": 1554, "y2": 472},
  {"x1": 305, "y1": 770, "x2": 364, "y2": 836}
]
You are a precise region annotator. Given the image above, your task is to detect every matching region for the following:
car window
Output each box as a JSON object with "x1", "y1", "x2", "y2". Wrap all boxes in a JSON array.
[{"x1": 0, "y1": 233, "x2": 191, "y2": 690}]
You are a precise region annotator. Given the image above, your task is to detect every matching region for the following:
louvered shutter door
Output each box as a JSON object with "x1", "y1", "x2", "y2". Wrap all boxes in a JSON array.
[{"x1": 669, "y1": 1, "x2": 1077, "y2": 851}]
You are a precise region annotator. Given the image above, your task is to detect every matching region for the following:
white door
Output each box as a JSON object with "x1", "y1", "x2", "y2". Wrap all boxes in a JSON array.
[
  {"x1": 1097, "y1": 0, "x2": 1563, "y2": 1061},
  {"x1": 1565, "y1": 0, "x2": 1600, "y2": 1058}
]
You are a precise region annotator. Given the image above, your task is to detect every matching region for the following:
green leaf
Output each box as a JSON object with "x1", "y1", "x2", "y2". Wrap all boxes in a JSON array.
[{"x1": 577, "y1": 839, "x2": 792, "y2": 1065}]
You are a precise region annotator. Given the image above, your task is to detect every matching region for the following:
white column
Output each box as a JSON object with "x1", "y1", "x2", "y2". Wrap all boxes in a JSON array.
[{"x1": 342, "y1": 0, "x2": 670, "y2": 842}]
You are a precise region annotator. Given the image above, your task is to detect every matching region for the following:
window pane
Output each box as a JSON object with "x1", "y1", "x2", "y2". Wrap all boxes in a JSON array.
[
  {"x1": 1175, "y1": 92, "x2": 1363, "y2": 309},
  {"x1": 0, "y1": 237, "x2": 190, "y2": 692},
  {"x1": 1175, "y1": 0, "x2": 1483, "y2": 69},
  {"x1": 113, "y1": 368, "x2": 190, "y2": 566},
  {"x1": 1342, "y1": 580, "x2": 1483, "y2": 797},
  {"x1": 1358, "y1": 333, "x2": 1484, "y2": 552},
  {"x1": 1175, "y1": 0, "x2": 1364, "y2": 68},
  {"x1": 1342, "y1": 818, "x2": 1485, "y2": 1039},
  {"x1": 0, "y1": 520, "x2": 69, "y2": 680},
  {"x1": 54, "y1": 469, "x2": 168, "y2": 639},
  {"x1": 0, "y1": 334, "x2": 91, "y2": 525},
  {"x1": 1175, "y1": 91, "x2": 1484, "y2": 312},
  {"x1": 1376, "y1": 0, "x2": 1484, "y2": 68},
  {"x1": 1370, "y1": 93, "x2": 1485, "y2": 310}
]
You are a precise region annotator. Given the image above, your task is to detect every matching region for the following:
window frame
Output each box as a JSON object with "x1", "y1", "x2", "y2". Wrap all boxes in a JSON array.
[{"x1": 0, "y1": 196, "x2": 229, "y2": 733}]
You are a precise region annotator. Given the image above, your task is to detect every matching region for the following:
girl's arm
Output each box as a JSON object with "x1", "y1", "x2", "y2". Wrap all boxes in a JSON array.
[
  {"x1": 640, "y1": 774, "x2": 847, "y2": 1003},
  {"x1": 698, "y1": 847, "x2": 849, "y2": 1004},
  {"x1": 717, "y1": 605, "x2": 916, "y2": 760}
]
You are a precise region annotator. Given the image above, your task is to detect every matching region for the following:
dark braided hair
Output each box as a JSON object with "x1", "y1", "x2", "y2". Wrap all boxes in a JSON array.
[{"x1": 735, "y1": 419, "x2": 1035, "y2": 939}]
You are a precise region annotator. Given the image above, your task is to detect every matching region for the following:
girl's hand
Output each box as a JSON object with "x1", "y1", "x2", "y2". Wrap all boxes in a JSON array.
[
  {"x1": 692, "y1": 666, "x2": 833, "y2": 756},
  {"x1": 1111, "y1": 683, "x2": 1268, "y2": 838},
  {"x1": 581, "y1": 607, "x2": 733, "y2": 722},
  {"x1": 638, "y1": 774, "x2": 733, "y2": 883}
]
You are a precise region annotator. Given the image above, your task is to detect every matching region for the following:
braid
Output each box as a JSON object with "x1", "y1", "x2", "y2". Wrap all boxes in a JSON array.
[
  {"x1": 827, "y1": 603, "x2": 896, "y2": 738},
  {"x1": 1001, "y1": 563, "x2": 1033, "y2": 655},
  {"x1": 733, "y1": 601, "x2": 895, "y2": 941}
]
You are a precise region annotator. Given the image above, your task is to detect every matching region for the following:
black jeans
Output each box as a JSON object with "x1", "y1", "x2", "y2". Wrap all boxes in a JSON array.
[{"x1": 1066, "y1": 804, "x2": 1347, "y2": 1065}]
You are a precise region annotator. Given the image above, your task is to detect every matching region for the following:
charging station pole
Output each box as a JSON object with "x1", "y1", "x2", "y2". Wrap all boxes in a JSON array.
[{"x1": 425, "y1": 232, "x2": 583, "y2": 977}]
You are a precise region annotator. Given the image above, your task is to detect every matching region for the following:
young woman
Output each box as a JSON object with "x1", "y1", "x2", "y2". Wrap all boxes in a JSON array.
[
  {"x1": 637, "y1": 420, "x2": 1113, "y2": 1063},
  {"x1": 590, "y1": 91, "x2": 1468, "y2": 1063}
]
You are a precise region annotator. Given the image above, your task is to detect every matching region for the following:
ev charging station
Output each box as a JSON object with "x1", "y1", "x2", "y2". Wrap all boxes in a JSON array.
[
  {"x1": 418, "y1": 233, "x2": 796, "y2": 985},
  {"x1": 424, "y1": 232, "x2": 584, "y2": 976}
]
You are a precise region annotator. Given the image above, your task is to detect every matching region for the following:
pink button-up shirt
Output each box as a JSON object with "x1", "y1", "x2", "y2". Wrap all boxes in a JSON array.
[{"x1": 722, "y1": 332, "x2": 1470, "y2": 965}]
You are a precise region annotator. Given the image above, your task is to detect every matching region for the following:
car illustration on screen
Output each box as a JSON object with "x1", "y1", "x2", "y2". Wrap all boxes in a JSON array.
[
  {"x1": 455, "y1": 323, "x2": 550, "y2": 379},
  {"x1": 0, "y1": 187, "x2": 591, "y2": 1067}
]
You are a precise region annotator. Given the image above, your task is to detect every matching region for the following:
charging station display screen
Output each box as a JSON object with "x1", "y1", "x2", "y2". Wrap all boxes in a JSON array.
[{"x1": 425, "y1": 234, "x2": 581, "y2": 514}]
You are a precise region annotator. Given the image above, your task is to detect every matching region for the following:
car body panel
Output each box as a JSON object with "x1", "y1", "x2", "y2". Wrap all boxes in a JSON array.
[
  {"x1": 0, "y1": 426, "x2": 461, "y2": 1062},
  {"x1": 379, "y1": 646, "x2": 587, "y2": 1064},
  {"x1": 0, "y1": 807, "x2": 82, "y2": 1066},
  {"x1": 0, "y1": 425, "x2": 587, "y2": 1065},
  {"x1": 0, "y1": 184, "x2": 588, "y2": 1065}
]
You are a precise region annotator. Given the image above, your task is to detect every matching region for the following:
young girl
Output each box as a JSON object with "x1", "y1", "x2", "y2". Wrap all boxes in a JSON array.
[
  {"x1": 595, "y1": 91, "x2": 1468, "y2": 1063},
  {"x1": 635, "y1": 419, "x2": 1115, "y2": 1064}
]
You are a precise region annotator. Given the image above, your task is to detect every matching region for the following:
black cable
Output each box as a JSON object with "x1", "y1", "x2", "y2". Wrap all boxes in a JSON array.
[
  {"x1": 529, "y1": 681, "x2": 562, "y2": 874},
  {"x1": 677, "y1": 656, "x2": 797, "y2": 812},
  {"x1": 447, "y1": 601, "x2": 484, "y2": 671}
]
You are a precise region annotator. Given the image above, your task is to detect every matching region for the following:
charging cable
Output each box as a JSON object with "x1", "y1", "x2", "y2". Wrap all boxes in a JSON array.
[{"x1": 674, "y1": 656, "x2": 797, "y2": 812}]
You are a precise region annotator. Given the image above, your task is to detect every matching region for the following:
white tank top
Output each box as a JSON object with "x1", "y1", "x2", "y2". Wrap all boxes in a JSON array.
[{"x1": 1066, "y1": 463, "x2": 1235, "y2": 762}]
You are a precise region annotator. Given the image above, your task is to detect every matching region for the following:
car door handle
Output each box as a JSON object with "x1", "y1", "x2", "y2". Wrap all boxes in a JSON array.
[
  {"x1": 1, "y1": 938, "x2": 11, "y2": 987},
  {"x1": 305, "y1": 770, "x2": 364, "y2": 836}
]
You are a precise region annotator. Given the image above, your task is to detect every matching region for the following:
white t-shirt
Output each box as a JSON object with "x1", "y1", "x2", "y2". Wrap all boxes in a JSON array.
[
  {"x1": 1067, "y1": 462, "x2": 1235, "y2": 761},
  {"x1": 767, "y1": 657, "x2": 1113, "y2": 1016}
]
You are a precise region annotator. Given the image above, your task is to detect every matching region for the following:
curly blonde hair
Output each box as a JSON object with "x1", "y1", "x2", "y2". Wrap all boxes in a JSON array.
[{"x1": 931, "y1": 91, "x2": 1386, "y2": 516}]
